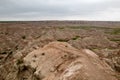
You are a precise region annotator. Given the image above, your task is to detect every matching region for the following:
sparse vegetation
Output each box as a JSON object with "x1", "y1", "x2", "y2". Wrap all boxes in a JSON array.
[
  {"x1": 59, "y1": 27, "x2": 64, "y2": 29},
  {"x1": 57, "y1": 39, "x2": 69, "y2": 42},
  {"x1": 16, "y1": 58, "x2": 24, "y2": 65},
  {"x1": 105, "y1": 28, "x2": 120, "y2": 35},
  {"x1": 72, "y1": 36, "x2": 80, "y2": 40},
  {"x1": 22, "y1": 35, "x2": 26, "y2": 39},
  {"x1": 0, "y1": 51, "x2": 7, "y2": 54},
  {"x1": 68, "y1": 26, "x2": 111, "y2": 30},
  {"x1": 110, "y1": 38, "x2": 120, "y2": 42},
  {"x1": 111, "y1": 28, "x2": 120, "y2": 35},
  {"x1": 69, "y1": 26, "x2": 91, "y2": 30}
]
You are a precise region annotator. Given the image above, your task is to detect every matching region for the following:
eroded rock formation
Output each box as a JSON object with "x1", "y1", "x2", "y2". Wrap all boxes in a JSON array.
[{"x1": 24, "y1": 42, "x2": 117, "y2": 80}]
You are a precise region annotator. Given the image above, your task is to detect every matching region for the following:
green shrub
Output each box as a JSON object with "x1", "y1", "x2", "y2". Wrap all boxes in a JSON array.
[
  {"x1": 16, "y1": 59, "x2": 24, "y2": 65},
  {"x1": 72, "y1": 36, "x2": 80, "y2": 40},
  {"x1": 57, "y1": 39, "x2": 69, "y2": 42}
]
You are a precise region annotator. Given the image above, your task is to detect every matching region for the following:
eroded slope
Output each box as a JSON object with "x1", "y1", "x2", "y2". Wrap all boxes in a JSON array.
[{"x1": 24, "y1": 42, "x2": 117, "y2": 80}]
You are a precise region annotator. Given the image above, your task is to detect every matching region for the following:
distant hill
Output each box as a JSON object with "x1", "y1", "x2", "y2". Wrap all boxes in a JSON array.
[{"x1": 0, "y1": 21, "x2": 120, "y2": 28}]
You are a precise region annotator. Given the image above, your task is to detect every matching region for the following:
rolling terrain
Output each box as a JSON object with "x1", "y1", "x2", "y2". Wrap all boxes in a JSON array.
[{"x1": 0, "y1": 21, "x2": 120, "y2": 80}]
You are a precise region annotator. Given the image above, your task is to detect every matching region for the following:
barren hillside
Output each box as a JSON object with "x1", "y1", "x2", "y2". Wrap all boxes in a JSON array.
[{"x1": 0, "y1": 21, "x2": 120, "y2": 80}]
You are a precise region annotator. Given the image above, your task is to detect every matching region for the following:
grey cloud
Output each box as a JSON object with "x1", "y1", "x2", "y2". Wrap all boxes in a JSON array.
[{"x1": 0, "y1": 0, "x2": 120, "y2": 21}]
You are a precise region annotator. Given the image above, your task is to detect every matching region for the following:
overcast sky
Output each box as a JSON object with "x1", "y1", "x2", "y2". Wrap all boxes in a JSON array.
[{"x1": 0, "y1": 0, "x2": 120, "y2": 21}]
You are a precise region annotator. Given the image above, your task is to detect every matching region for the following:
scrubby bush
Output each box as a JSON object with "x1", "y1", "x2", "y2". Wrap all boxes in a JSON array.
[{"x1": 22, "y1": 35, "x2": 26, "y2": 39}]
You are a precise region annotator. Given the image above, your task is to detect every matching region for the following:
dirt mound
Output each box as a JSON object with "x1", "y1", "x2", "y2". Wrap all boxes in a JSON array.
[{"x1": 24, "y1": 42, "x2": 117, "y2": 80}]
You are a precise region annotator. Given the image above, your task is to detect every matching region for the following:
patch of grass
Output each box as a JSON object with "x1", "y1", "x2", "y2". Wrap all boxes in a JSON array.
[
  {"x1": 110, "y1": 38, "x2": 120, "y2": 42},
  {"x1": 69, "y1": 26, "x2": 91, "y2": 30},
  {"x1": 57, "y1": 39, "x2": 69, "y2": 42},
  {"x1": 72, "y1": 36, "x2": 80, "y2": 40},
  {"x1": 68, "y1": 26, "x2": 112, "y2": 30},
  {"x1": 59, "y1": 27, "x2": 64, "y2": 29},
  {"x1": 111, "y1": 28, "x2": 120, "y2": 35},
  {"x1": 105, "y1": 28, "x2": 120, "y2": 35}
]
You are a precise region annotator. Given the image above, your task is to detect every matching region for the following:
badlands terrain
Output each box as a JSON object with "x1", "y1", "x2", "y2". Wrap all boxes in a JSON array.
[{"x1": 0, "y1": 21, "x2": 120, "y2": 80}]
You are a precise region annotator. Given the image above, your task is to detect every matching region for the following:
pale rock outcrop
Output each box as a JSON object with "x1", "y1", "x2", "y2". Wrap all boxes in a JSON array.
[{"x1": 24, "y1": 42, "x2": 117, "y2": 80}]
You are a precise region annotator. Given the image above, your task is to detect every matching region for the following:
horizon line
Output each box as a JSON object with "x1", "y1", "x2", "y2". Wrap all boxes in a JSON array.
[{"x1": 0, "y1": 20, "x2": 120, "y2": 22}]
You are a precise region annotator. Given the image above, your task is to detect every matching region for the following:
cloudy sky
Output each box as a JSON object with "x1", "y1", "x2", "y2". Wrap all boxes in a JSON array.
[{"x1": 0, "y1": 0, "x2": 120, "y2": 21}]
